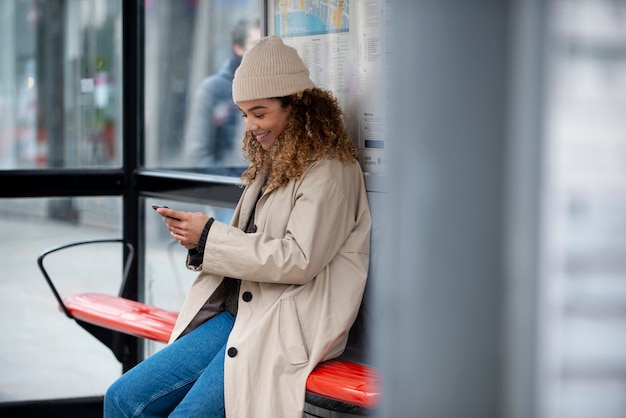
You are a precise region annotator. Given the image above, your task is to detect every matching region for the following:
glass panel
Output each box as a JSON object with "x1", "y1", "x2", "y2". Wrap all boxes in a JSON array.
[
  {"x1": 0, "y1": 197, "x2": 122, "y2": 402},
  {"x1": 540, "y1": 0, "x2": 626, "y2": 416},
  {"x1": 143, "y1": 0, "x2": 261, "y2": 176},
  {"x1": 142, "y1": 197, "x2": 235, "y2": 357},
  {"x1": 0, "y1": 0, "x2": 122, "y2": 169}
]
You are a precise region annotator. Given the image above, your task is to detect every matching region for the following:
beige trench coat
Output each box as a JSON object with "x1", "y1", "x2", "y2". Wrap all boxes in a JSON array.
[{"x1": 169, "y1": 158, "x2": 371, "y2": 418}]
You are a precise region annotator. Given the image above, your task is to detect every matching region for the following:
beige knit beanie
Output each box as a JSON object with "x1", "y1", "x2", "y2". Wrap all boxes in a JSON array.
[{"x1": 232, "y1": 36, "x2": 315, "y2": 103}]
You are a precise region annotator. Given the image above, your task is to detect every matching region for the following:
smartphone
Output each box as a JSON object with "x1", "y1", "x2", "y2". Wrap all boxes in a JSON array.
[
  {"x1": 152, "y1": 204, "x2": 169, "y2": 211},
  {"x1": 152, "y1": 204, "x2": 180, "y2": 220}
]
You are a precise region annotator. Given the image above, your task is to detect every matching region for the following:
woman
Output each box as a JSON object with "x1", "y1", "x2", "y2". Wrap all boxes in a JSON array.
[{"x1": 104, "y1": 36, "x2": 371, "y2": 418}]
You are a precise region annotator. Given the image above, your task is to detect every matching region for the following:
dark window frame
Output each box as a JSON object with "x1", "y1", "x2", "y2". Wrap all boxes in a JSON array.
[{"x1": 0, "y1": 0, "x2": 246, "y2": 373}]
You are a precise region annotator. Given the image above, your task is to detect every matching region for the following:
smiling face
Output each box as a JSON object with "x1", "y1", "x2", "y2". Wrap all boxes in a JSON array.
[{"x1": 238, "y1": 99, "x2": 291, "y2": 150}]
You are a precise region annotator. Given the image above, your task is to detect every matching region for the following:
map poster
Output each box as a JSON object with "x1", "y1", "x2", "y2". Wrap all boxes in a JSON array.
[
  {"x1": 268, "y1": 0, "x2": 389, "y2": 175},
  {"x1": 273, "y1": 0, "x2": 350, "y2": 37}
]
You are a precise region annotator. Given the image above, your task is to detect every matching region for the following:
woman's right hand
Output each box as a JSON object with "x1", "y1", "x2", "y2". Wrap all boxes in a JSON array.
[{"x1": 158, "y1": 208, "x2": 210, "y2": 249}]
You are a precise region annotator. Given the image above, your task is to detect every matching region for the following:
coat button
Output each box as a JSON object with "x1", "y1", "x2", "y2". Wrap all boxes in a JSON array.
[
  {"x1": 242, "y1": 291, "x2": 253, "y2": 302},
  {"x1": 227, "y1": 347, "x2": 238, "y2": 357}
]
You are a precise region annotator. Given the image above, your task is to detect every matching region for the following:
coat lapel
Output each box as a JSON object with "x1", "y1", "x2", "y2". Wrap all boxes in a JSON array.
[{"x1": 236, "y1": 175, "x2": 265, "y2": 229}]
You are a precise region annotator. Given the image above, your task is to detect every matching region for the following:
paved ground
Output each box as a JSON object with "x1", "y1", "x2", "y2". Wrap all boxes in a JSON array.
[
  {"x1": 0, "y1": 198, "x2": 228, "y2": 403},
  {"x1": 0, "y1": 213, "x2": 122, "y2": 402}
]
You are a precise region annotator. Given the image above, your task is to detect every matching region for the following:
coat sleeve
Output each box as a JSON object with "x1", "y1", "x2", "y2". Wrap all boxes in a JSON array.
[{"x1": 200, "y1": 161, "x2": 365, "y2": 285}]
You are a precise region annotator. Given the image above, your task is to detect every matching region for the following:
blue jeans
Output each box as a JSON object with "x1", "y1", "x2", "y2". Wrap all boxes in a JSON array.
[{"x1": 104, "y1": 311, "x2": 235, "y2": 418}]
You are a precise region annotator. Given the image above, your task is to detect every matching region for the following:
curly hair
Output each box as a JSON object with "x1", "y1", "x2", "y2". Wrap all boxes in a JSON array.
[{"x1": 241, "y1": 88, "x2": 359, "y2": 192}]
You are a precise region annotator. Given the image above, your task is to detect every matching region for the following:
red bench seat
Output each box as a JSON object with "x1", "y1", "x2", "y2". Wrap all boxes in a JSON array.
[
  {"x1": 63, "y1": 292, "x2": 379, "y2": 410},
  {"x1": 64, "y1": 293, "x2": 178, "y2": 343}
]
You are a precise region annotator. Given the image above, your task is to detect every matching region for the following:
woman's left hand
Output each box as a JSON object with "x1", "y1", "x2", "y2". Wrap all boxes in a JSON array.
[{"x1": 157, "y1": 207, "x2": 210, "y2": 250}]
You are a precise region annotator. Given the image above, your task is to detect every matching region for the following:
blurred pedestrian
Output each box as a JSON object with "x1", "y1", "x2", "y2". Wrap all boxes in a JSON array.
[{"x1": 183, "y1": 18, "x2": 260, "y2": 168}]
